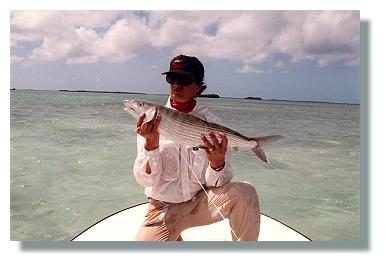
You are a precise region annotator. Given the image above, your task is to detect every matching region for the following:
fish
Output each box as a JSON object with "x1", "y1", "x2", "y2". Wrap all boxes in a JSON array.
[{"x1": 123, "y1": 99, "x2": 283, "y2": 163}]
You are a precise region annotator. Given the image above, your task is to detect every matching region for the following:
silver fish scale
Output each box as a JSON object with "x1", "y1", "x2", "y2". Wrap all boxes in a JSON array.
[
  {"x1": 156, "y1": 105, "x2": 254, "y2": 148},
  {"x1": 158, "y1": 113, "x2": 200, "y2": 146}
]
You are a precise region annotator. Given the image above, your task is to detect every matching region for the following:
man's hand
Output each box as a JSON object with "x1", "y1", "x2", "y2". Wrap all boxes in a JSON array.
[
  {"x1": 200, "y1": 131, "x2": 228, "y2": 169},
  {"x1": 137, "y1": 113, "x2": 161, "y2": 151}
]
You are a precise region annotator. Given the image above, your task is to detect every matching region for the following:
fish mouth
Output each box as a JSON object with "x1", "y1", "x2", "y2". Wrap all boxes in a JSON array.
[
  {"x1": 124, "y1": 100, "x2": 139, "y2": 115},
  {"x1": 124, "y1": 99, "x2": 134, "y2": 104},
  {"x1": 124, "y1": 99, "x2": 138, "y2": 107}
]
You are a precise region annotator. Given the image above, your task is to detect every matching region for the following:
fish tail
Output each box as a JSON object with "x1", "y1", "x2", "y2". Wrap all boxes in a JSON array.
[{"x1": 250, "y1": 135, "x2": 283, "y2": 163}]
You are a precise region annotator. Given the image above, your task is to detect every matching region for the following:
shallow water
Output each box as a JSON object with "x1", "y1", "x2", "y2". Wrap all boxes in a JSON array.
[{"x1": 10, "y1": 90, "x2": 360, "y2": 240}]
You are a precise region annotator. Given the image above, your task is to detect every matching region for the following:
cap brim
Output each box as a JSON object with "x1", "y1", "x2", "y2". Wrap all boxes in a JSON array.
[{"x1": 161, "y1": 70, "x2": 194, "y2": 77}]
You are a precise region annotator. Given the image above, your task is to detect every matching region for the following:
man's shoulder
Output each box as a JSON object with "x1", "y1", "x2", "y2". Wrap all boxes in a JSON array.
[{"x1": 194, "y1": 105, "x2": 222, "y2": 124}]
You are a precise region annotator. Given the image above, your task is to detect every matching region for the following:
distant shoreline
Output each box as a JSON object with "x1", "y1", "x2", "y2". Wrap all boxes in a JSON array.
[
  {"x1": 10, "y1": 88, "x2": 359, "y2": 105},
  {"x1": 58, "y1": 89, "x2": 147, "y2": 95}
]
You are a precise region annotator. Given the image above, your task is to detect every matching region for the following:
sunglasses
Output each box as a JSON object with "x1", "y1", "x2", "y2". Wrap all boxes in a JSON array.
[{"x1": 166, "y1": 74, "x2": 194, "y2": 86}]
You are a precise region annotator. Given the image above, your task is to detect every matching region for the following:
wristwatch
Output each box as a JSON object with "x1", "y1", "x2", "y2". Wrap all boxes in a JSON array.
[{"x1": 212, "y1": 162, "x2": 225, "y2": 172}]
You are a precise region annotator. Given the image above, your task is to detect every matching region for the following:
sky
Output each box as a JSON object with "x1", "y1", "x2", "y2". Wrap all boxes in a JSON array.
[{"x1": 10, "y1": 10, "x2": 360, "y2": 103}]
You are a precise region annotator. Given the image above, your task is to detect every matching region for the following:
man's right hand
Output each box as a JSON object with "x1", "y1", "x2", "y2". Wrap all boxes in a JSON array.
[{"x1": 137, "y1": 113, "x2": 161, "y2": 151}]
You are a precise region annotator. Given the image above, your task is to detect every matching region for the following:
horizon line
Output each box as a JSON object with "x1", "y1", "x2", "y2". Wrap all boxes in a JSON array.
[{"x1": 10, "y1": 88, "x2": 360, "y2": 105}]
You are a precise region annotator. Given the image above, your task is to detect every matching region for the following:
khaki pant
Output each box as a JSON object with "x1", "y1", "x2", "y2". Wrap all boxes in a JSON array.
[{"x1": 135, "y1": 181, "x2": 260, "y2": 241}]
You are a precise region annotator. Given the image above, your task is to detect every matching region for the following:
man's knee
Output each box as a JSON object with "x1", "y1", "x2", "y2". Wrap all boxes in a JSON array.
[{"x1": 226, "y1": 181, "x2": 259, "y2": 202}]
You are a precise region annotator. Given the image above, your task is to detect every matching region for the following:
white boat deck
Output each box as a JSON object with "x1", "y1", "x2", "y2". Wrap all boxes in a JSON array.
[{"x1": 72, "y1": 203, "x2": 311, "y2": 241}]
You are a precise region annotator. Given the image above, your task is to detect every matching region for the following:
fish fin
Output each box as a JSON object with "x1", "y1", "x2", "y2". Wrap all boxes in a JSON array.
[
  {"x1": 193, "y1": 145, "x2": 207, "y2": 151},
  {"x1": 251, "y1": 146, "x2": 268, "y2": 163},
  {"x1": 195, "y1": 145, "x2": 239, "y2": 152},
  {"x1": 251, "y1": 135, "x2": 283, "y2": 163},
  {"x1": 254, "y1": 135, "x2": 284, "y2": 144},
  {"x1": 143, "y1": 107, "x2": 157, "y2": 123}
]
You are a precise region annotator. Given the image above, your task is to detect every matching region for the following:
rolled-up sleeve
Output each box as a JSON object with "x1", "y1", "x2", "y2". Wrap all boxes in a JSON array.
[
  {"x1": 205, "y1": 150, "x2": 233, "y2": 187},
  {"x1": 133, "y1": 135, "x2": 163, "y2": 187},
  {"x1": 202, "y1": 112, "x2": 234, "y2": 187}
]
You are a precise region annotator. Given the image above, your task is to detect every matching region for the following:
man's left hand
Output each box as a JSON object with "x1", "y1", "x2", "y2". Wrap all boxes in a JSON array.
[{"x1": 200, "y1": 131, "x2": 228, "y2": 169}]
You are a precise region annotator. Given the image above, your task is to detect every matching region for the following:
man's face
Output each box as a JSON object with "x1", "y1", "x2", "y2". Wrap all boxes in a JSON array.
[{"x1": 167, "y1": 73, "x2": 202, "y2": 103}]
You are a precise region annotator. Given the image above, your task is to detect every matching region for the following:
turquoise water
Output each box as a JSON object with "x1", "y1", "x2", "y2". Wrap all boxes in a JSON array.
[{"x1": 10, "y1": 90, "x2": 360, "y2": 240}]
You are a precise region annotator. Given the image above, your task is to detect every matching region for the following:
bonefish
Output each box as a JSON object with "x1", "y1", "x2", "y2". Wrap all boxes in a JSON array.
[{"x1": 124, "y1": 99, "x2": 282, "y2": 163}]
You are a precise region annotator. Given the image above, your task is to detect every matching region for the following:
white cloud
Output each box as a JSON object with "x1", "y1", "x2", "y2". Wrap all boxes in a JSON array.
[
  {"x1": 237, "y1": 65, "x2": 270, "y2": 74},
  {"x1": 10, "y1": 11, "x2": 360, "y2": 68},
  {"x1": 67, "y1": 55, "x2": 99, "y2": 64},
  {"x1": 93, "y1": 16, "x2": 153, "y2": 63},
  {"x1": 272, "y1": 11, "x2": 360, "y2": 66},
  {"x1": 10, "y1": 55, "x2": 24, "y2": 64}
]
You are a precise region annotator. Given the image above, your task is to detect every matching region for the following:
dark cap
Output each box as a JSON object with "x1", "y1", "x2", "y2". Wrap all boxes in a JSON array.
[{"x1": 161, "y1": 54, "x2": 204, "y2": 82}]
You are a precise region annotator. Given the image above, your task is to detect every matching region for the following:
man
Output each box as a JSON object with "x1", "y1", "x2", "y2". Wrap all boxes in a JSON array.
[{"x1": 133, "y1": 54, "x2": 260, "y2": 241}]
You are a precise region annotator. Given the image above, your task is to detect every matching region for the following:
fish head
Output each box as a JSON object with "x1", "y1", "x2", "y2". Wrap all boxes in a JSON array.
[{"x1": 123, "y1": 99, "x2": 157, "y2": 122}]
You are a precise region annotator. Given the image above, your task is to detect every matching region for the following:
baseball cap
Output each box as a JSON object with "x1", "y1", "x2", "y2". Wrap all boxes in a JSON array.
[{"x1": 161, "y1": 54, "x2": 204, "y2": 82}]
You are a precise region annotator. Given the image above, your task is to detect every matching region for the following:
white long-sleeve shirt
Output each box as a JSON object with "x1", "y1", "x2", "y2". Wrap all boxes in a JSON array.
[{"x1": 133, "y1": 98, "x2": 233, "y2": 203}]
